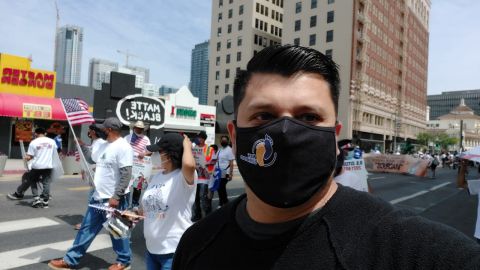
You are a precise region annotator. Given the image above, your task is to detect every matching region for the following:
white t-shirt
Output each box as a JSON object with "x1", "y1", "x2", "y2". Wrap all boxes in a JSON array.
[
  {"x1": 142, "y1": 169, "x2": 197, "y2": 255},
  {"x1": 334, "y1": 170, "x2": 369, "y2": 192},
  {"x1": 92, "y1": 138, "x2": 134, "y2": 199},
  {"x1": 216, "y1": 146, "x2": 235, "y2": 177},
  {"x1": 27, "y1": 136, "x2": 57, "y2": 169}
]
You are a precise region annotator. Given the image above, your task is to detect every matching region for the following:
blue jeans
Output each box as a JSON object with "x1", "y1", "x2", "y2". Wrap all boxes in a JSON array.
[
  {"x1": 64, "y1": 196, "x2": 131, "y2": 266},
  {"x1": 145, "y1": 251, "x2": 174, "y2": 270}
]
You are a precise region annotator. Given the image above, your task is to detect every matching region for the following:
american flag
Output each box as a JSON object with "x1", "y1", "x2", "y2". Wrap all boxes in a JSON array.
[
  {"x1": 61, "y1": 98, "x2": 95, "y2": 126},
  {"x1": 129, "y1": 133, "x2": 149, "y2": 154},
  {"x1": 74, "y1": 150, "x2": 80, "y2": 162}
]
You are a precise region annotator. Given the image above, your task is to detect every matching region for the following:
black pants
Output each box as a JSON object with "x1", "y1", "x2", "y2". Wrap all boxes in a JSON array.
[
  {"x1": 192, "y1": 184, "x2": 211, "y2": 221},
  {"x1": 17, "y1": 169, "x2": 51, "y2": 199},
  {"x1": 16, "y1": 171, "x2": 35, "y2": 196},
  {"x1": 218, "y1": 178, "x2": 230, "y2": 206},
  {"x1": 131, "y1": 187, "x2": 142, "y2": 208}
]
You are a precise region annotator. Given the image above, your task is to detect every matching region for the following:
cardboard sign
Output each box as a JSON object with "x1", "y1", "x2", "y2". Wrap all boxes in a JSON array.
[{"x1": 130, "y1": 155, "x2": 152, "y2": 190}]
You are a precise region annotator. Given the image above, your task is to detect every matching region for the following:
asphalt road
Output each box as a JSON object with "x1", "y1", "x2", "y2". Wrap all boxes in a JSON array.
[{"x1": 0, "y1": 167, "x2": 478, "y2": 269}]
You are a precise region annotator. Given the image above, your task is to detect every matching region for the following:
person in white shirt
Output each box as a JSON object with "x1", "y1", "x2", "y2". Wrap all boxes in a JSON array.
[
  {"x1": 334, "y1": 139, "x2": 370, "y2": 193},
  {"x1": 7, "y1": 127, "x2": 57, "y2": 208},
  {"x1": 133, "y1": 132, "x2": 196, "y2": 270},
  {"x1": 49, "y1": 117, "x2": 134, "y2": 270},
  {"x1": 124, "y1": 120, "x2": 151, "y2": 208},
  {"x1": 216, "y1": 136, "x2": 235, "y2": 207}
]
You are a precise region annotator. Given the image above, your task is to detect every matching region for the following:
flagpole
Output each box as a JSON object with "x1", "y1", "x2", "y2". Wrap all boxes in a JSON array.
[{"x1": 59, "y1": 99, "x2": 95, "y2": 187}]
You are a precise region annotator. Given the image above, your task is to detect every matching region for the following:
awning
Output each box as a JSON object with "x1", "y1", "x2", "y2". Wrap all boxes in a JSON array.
[
  {"x1": 0, "y1": 93, "x2": 67, "y2": 120},
  {"x1": 163, "y1": 123, "x2": 205, "y2": 133}
]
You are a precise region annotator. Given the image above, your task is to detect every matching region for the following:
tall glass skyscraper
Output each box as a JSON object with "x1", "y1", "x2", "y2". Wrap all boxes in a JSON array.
[
  {"x1": 190, "y1": 41, "x2": 209, "y2": 105},
  {"x1": 54, "y1": 25, "x2": 83, "y2": 85}
]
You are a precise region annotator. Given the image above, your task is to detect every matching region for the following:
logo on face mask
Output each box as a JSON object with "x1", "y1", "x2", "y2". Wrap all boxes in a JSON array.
[{"x1": 240, "y1": 134, "x2": 277, "y2": 167}]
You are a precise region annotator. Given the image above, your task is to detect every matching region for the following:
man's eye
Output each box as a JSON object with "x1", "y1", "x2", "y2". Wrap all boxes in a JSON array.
[
  {"x1": 298, "y1": 114, "x2": 321, "y2": 123},
  {"x1": 254, "y1": 113, "x2": 275, "y2": 121}
]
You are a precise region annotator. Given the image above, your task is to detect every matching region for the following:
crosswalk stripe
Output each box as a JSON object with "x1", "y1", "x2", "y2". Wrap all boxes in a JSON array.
[
  {"x1": 0, "y1": 218, "x2": 59, "y2": 234},
  {"x1": 0, "y1": 234, "x2": 112, "y2": 269}
]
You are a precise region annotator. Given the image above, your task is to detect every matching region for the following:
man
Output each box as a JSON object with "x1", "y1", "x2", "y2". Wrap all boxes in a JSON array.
[
  {"x1": 334, "y1": 139, "x2": 369, "y2": 193},
  {"x1": 191, "y1": 131, "x2": 215, "y2": 221},
  {"x1": 7, "y1": 127, "x2": 57, "y2": 208},
  {"x1": 215, "y1": 135, "x2": 235, "y2": 207},
  {"x1": 173, "y1": 45, "x2": 480, "y2": 269},
  {"x1": 49, "y1": 117, "x2": 134, "y2": 270},
  {"x1": 124, "y1": 120, "x2": 151, "y2": 208},
  {"x1": 54, "y1": 134, "x2": 63, "y2": 154}
]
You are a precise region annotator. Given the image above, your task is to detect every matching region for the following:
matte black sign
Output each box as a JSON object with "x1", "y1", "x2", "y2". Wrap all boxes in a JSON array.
[{"x1": 116, "y1": 94, "x2": 165, "y2": 129}]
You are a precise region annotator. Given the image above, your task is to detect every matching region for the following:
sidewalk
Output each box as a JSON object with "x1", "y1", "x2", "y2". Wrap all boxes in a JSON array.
[{"x1": 1, "y1": 159, "x2": 27, "y2": 176}]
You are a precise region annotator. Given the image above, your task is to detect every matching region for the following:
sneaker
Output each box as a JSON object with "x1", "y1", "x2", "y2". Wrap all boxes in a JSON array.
[
  {"x1": 32, "y1": 198, "x2": 47, "y2": 208},
  {"x1": 108, "y1": 263, "x2": 131, "y2": 270},
  {"x1": 7, "y1": 192, "x2": 23, "y2": 200},
  {"x1": 48, "y1": 259, "x2": 72, "y2": 270}
]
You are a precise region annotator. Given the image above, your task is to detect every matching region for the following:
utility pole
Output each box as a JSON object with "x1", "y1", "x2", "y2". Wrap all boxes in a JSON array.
[
  {"x1": 117, "y1": 49, "x2": 138, "y2": 67},
  {"x1": 459, "y1": 119, "x2": 464, "y2": 152}
]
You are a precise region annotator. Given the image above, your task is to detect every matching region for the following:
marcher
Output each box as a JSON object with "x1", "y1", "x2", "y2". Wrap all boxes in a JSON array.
[
  {"x1": 54, "y1": 134, "x2": 63, "y2": 154},
  {"x1": 131, "y1": 133, "x2": 196, "y2": 270},
  {"x1": 172, "y1": 45, "x2": 480, "y2": 270},
  {"x1": 7, "y1": 127, "x2": 58, "y2": 208},
  {"x1": 48, "y1": 117, "x2": 134, "y2": 270},
  {"x1": 430, "y1": 154, "x2": 439, "y2": 178},
  {"x1": 124, "y1": 120, "x2": 151, "y2": 208},
  {"x1": 191, "y1": 131, "x2": 215, "y2": 221},
  {"x1": 333, "y1": 139, "x2": 369, "y2": 192},
  {"x1": 215, "y1": 136, "x2": 235, "y2": 207}
]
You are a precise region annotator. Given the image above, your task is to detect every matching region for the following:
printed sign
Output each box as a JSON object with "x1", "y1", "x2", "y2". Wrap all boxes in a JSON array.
[
  {"x1": 15, "y1": 120, "x2": 33, "y2": 142},
  {"x1": 116, "y1": 94, "x2": 165, "y2": 129},
  {"x1": 364, "y1": 154, "x2": 429, "y2": 177},
  {"x1": 22, "y1": 103, "x2": 52, "y2": 119},
  {"x1": 200, "y1": 113, "x2": 215, "y2": 127},
  {"x1": 130, "y1": 155, "x2": 152, "y2": 190}
]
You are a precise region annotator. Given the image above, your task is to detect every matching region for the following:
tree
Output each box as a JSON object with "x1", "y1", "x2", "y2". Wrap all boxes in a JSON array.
[
  {"x1": 436, "y1": 133, "x2": 458, "y2": 150},
  {"x1": 416, "y1": 132, "x2": 433, "y2": 147}
]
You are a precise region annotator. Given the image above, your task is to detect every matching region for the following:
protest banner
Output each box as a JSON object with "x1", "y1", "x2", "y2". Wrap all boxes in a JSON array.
[{"x1": 364, "y1": 154, "x2": 429, "y2": 177}]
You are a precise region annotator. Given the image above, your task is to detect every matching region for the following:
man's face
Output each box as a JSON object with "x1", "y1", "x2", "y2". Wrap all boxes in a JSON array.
[
  {"x1": 134, "y1": 127, "x2": 144, "y2": 135},
  {"x1": 228, "y1": 73, "x2": 339, "y2": 154},
  {"x1": 197, "y1": 137, "x2": 205, "y2": 145}
]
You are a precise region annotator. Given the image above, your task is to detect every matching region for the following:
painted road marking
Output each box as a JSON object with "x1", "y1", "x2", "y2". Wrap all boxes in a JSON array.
[
  {"x1": 67, "y1": 186, "x2": 91, "y2": 191},
  {"x1": 212, "y1": 195, "x2": 240, "y2": 202},
  {"x1": 389, "y1": 182, "x2": 451, "y2": 204},
  {"x1": 0, "y1": 234, "x2": 112, "y2": 269},
  {"x1": 369, "y1": 176, "x2": 385, "y2": 180},
  {"x1": 0, "y1": 218, "x2": 59, "y2": 234}
]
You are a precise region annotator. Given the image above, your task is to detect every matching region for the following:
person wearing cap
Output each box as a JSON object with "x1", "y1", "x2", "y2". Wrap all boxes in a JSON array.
[
  {"x1": 124, "y1": 120, "x2": 151, "y2": 208},
  {"x1": 7, "y1": 127, "x2": 57, "y2": 208},
  {"x1": 334, "y1": 139, "x2": 369, "y2": 192},
  {"x1": 191, "y1": 130, "x2": 216, "y2": 221},
  {"x1": 49, "y1": 117, "x2": 134, "y2": 270},
  {"x1": 127, "y1": 133, "x2": 196, "y2": 270}
]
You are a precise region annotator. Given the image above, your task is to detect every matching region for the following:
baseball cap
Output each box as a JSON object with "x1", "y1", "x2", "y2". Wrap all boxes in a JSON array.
[
  {"x1": 146, "y1": 133, "x2": 183, "y2": 153},
  {"x1": 338, "y1": 139, "x2": 354, "y2": 151},
  {"x1": 97, "y1": 117, "x2": 123, "y2": 130},
  {"x1": 197, "y1": 131, "x2": 207, "y2": 139}
]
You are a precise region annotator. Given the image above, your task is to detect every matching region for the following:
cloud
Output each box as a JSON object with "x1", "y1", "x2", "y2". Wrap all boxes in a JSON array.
[{"x1": 0, "y1": 0, "x2": 211, "y2": 88}]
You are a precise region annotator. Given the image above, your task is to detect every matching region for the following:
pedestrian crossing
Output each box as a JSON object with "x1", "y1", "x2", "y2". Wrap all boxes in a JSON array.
[{"x1": 0, "y1": 217, "x2": 112, "y2": 270}]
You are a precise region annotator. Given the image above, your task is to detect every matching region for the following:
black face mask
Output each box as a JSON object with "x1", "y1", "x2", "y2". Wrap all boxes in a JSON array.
[
  {"x1": 99, "y1": 129, "x2": 109, "y2": 140},
  {"x1": 221, "y1": 142, "x2": 228, "y2": 147},
  {"x1": 235, "y1": 117, "x2": 337, "y2": 208}
]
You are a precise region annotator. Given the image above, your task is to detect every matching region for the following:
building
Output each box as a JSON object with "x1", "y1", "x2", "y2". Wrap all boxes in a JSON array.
[
  {"x1": 208, "y1": 0, "x2": 284, "y2": 106},
  {"x1": 117, "y1": 66, "x2": 149, "y2": 89},
  {"x1": 283, "y1": 0, "x2": 430, "y2": 152},
  {"x1": 54, "y1": 25, "x2": 83, "y2": 85},
  {"x1": 428, "y1": 89, "x2": 480, "y2": 120},
  {"x1": 142, "y1": 83, "x2": 159, "y2": 97},
  {"x1": 427, "y1": 99, "x2": 480, "y2": 150},
  {"x1": 190, "y1": 41, "x2": 210, "y2": 105},
  {"x1": 159, "y1": 85, "x2": 178, "y2": 96},
  {"x1": 88, "y1": 58, "x2": 118, "y2": 90}
]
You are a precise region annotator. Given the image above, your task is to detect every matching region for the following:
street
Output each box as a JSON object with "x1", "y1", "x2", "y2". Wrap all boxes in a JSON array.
[{"x1": 0, "y1": 167, "x2": 478, "y2": 269}]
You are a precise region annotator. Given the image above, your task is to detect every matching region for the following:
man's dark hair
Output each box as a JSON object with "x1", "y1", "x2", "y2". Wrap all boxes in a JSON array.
[
  {"x1": 35, "y1": 127, "x2": 46, "y2": 134},
  {"x1": 233, "y1": 45, "x2": 340, "y2": 118},
  {"x1": 163, "y1": 149, "x2": 182, "y2": 169}
]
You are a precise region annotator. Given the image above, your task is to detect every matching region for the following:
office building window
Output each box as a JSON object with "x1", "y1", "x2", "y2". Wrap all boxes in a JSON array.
[
  {"x1": 216, "y1": 56, "x2": 220, "y2": 66},
  {"x1": 226, "y1": 54, "x2": 231, "y2": 63},
  {"x1": 256, "y1": 3, "x2": 260, "y2": 12},
  {"x1": 228, "y1": 24, "x2": 232, "y2": 33},
  {"x1": 228, "y1": 9, "x2": 233, "y2": 18},
  {"x1": 255, "y1": 18, "x2": 259, "y2": 28},
  {"x1": 218, "y1": 13, "x2": 222, "y2": 22},
  {"x1": 237, "y1": 52, "x2": 242, "y2": 61},
  {"x1": 215, "y1": 85, "x2": 219, "y2": 94},
  {"x1": 328, "y1": 0, "x2": 334, "y2": 4},
  {"x1": 225, "y1": 84, "x2": 230, "y2": 93},
  {"x1": 325, "y1": 49, "x2": 333, "y2": 59},
  {"x1": 239, "y1": 4, "x2": 244, "y2": 15},
  {"x1": 310, "y1": 15, "x2": 317, "y2": 27},
  {"x1": 295, "y1": 2, "x2": 302, "y2": 13},
  {"x1": 279, "y1": 28, "x2": 282, "y2": 37},
  {"x1": 216, "y1": 42, "x2": 221, "y2": 51},
  {"x1": 265, "y1": 7, "x2": 269, "y2": 16},
  {"x1": 217, "y1": 27, "x2": 222, "y2": 36},
  {"x1": 214, "y1": 100, "x2": 218, "y2": 106},
  {"x1": 326, "y1": 30, "x2": 333, "y2": 42},
  {"x1": 227, "y1": 39, "x2": 232, "y2": 48},
  {"x1": 236, "y1": 67, "x2": 240, "y2": 75},
  {"x1": 311, "y1": 0, "x2": 317, "y2": 9},
  {"x1": 254, "y1": 34, "x2": 258, "y2": 44},
  {"x1": 216, "y1": 71, "x2": 220, "y2": 80},
  {"x1": 219, "y1": 0, "x2": 223, "y2": 7},
  {"x1": 294, "y1": 38, "x2": 300, "y2": 45},
  {"x1": 229, "y1": 0, "x2": 233, "y2": 3},
  {"x1": 237, "y1": 36, "x2": 242, "y2": 46},
  {"x1": 309, "y1": 34, "x2": 316, "y2": 46},
  {"x1": 295, "y1": 20, "x2": 301, "y2": 31},
  {"x1": 226, "y1": 69, "x2": 230, "y2": 78},
  {"x1": 238, "y1": 20, "x2": 243, "y2": 31},
  {"x1": 327, "y1": 11, "x2": 334, "y2": 23}
]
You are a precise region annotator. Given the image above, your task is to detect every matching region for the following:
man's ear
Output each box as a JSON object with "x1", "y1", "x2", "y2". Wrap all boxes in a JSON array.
[
  {"x1": 335, "y1": 121, "x2": 343, "y2": 156},
  {"x1": 227, "y1": 120, "x2": 237, "y2": 155}
]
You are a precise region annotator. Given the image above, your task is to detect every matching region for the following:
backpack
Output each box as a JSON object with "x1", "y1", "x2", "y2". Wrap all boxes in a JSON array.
[{"x1": 432, "y1": 158, "x2": 439, "y2": 166}]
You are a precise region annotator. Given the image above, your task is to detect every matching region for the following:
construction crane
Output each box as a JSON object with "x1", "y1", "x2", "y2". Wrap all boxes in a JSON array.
[{"x1": 117, "y1": 49, "x2": 139, "y2": 67}]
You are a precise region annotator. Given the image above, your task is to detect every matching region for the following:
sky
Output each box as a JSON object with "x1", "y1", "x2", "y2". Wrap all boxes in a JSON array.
[{"x1": 0, "y1": 0, "x2": 478, "y2": 95}]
